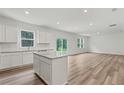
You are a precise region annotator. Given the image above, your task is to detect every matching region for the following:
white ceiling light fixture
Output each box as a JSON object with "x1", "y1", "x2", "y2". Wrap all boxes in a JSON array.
[
  {"x1": 81, "y1": 34, "x2": 91, "y2": 36},
  {"x1": 89, "y1": 23, "x2": 93, "y2": 26},
  {"x1": 25, "y1": 11, "x2": 30, "y2": 14},
  {"x1": 57, "y1": 22, "x2": 60, "y2": 25},
  {"x1": 97, "y1": 32, "x2": 100, "y2": 35},
  {"x1": 84, "y1": 9, "x2": 87, "y2": 13}
]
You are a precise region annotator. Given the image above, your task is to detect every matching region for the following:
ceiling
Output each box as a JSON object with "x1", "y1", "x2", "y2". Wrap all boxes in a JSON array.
[{"x1": 0, "y1": 8, "x2": 124, "y2": 36}]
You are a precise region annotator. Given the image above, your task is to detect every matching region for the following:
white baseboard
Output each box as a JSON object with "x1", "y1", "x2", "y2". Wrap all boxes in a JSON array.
[{"x1": 90, "y1": 51, "x2": 124, "y2": 56}]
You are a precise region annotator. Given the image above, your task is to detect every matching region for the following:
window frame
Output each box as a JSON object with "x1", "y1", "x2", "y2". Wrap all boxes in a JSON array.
[
  {"x1": 56, "y1": 38, "x2": 68, "y2": 52},
  {"x1": 77, "y1": 38, "x2": 84, "y2": 48},
  {"x1": 20, "y1": 30, "x2": 35, "y2": 48}
]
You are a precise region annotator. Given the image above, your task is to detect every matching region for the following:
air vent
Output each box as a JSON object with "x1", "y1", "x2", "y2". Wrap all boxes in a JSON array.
[
  {"x1": 112, "y1": 8, "x2": 117, "y2": 12},
  {"x1": 109, "y1": 24, "x2": 117, "y2": 27}
]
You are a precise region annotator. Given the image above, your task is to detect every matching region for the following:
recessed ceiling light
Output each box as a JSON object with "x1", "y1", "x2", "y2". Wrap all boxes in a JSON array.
[
  {"x1": 97, "y1": 32, "x2": 100, "y2": 35},
  {"x1": 57, "y1": 22, "x2": 60, "y2": 24},
  {"x1": 84, "y1": 9, "x2": 87, "y2": 13},
  {"x1": 89, "y1": 23, "x2": 93, "y2": 26},
  {"x1": 25, "y1": 11, "x2": 30, "y2": 14}
]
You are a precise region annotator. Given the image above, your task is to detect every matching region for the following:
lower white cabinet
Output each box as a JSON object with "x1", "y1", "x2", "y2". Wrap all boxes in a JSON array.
[
  {"x1": 39, "y1": 59, "x2": 51, "y2": 83},
  {"x1": 0, "y1": 53, "x2": 23, "y2": 69},
  {"x1": 33, "y1": 54, "x2": 40, "y2": 75},
  {"x1": 33, "y1": 54, "x2": 51, "y2": 84},
  {"x1": 22, "y1": 52, "x2": 33, "y2": 65},
  {"x1": 11, "y1": 53, "x2": 23, "y2": 67},
  {"x1": 0, "y1": 54, "x2": 11, "y2": 69},
  {"x1": 33, "y1": 53, "x2": 68, "y2": 85},
  {"x1": 0, "y1": 52, "x2": 33, "y2": 70},
  {"x1": 0, "y1": 54, "x2": 1, "y2": 69}
]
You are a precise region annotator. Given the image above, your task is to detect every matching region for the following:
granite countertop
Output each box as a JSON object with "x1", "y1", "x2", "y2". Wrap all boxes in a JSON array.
[{"x1": 34, "y1": 52, "x2": 69, "y2": 59}]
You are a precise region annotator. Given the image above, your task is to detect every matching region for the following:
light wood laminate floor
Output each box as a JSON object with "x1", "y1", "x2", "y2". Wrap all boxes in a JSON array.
[{"x1": 0, "y1": 53, "x2": 124, "y2": 85}]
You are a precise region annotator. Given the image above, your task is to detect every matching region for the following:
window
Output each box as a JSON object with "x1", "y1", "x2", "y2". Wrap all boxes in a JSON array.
[
  {"x1": 77, "y1": 38, "x2": 84, "y2": 48},
  {"x1": 56, "y1": 38, "x2": 67, "y2": 51},
  {"x1": 21, "y1": 31, "x2": 34, "y2": 47}
]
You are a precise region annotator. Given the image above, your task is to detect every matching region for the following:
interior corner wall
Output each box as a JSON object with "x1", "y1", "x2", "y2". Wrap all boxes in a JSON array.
[{"x1": 89, "y1": 32, "x2": 124, "y2": 55}]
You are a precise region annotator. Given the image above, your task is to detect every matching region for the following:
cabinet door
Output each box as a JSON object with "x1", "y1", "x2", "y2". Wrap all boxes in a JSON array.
[
  {"x1": 39, "y1": 31, "x2": 51, "y2": 44},
  {"x1": 33, "y1": 54, "x2": 40, "y2": 75},
  {"x1": 39, "y1": 31, "x2": 47, "y2": 43},
  {"x1": 39, "y1": 57, "x2": 51, "y2": 84},
  {"x1": 23, "y1": 52, "x2": 33, "y2": 65},
  {"x1": 43, "y1": 63, "x2": 51, "y2": 83},
  {"x1": 0, "y1": 55, "x2": 1, "y2": 69},
  {"x1": 46, "y1": 32, "x2": 51, "y2": 43},
  {"x1": 0, "y1": 54, "x2": 12, "y2": 69},
  {"x1": 39, "y1": 61, "x2": 44, "y2": 78},
  {"x1": 11, "y1": 53, "x2": 23, "y2": 67},
  {"x1": 0, "y1": 53, "x2": 23, "y2": 69},
  {"x1": 5, "y1": 25, "x2": 17, "y2": 43},
  {"x1": 0, "y1": 24, "x2": 5, "y2": 42}
]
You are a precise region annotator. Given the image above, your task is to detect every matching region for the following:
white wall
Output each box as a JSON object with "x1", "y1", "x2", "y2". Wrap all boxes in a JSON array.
[
  {"x1": 0, "y1": 16, "x2": 89, "y2": 54},
  {"x1": 89, "y1": 31, "x2": 124, "y2": 55},
  {"x1": 39, "y1": 27, "x2": 89, "y2": 54}
]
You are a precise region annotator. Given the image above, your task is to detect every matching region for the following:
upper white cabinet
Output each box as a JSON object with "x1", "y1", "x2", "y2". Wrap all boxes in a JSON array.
[
  {"x1": 39, "y1": 31, "x2": 51, "y2": 44},
  {"x1": 0, "y1": 24, "x2": 17, "y2": 43},
  {"x1": 5, "y1": 25, "x2": 17, "y2": 43},
  {"x1": 0, "y1": 24, "x2": 5, "y2": 42}
]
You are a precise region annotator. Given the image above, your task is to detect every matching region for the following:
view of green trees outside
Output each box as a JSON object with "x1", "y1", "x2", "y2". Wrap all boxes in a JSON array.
[
  {"x1": 21, "y1": 31, "x2": 34, "y2": 47},
  {"x1": 77, "y1": 39, "x2": 80, "y2": 48},
  {"x1": 63, "y1": 39, "x2": 67, "y2": 51},
  {"x1": 77, "y1": 38, "x2": 84, "y2": 48},
  {"x1": 56, "y1": 39, "x2": 67, "y2": 51}
]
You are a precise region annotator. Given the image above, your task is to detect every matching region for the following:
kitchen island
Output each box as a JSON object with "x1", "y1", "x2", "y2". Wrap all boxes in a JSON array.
[{"x1": 33, "y1": 52, "x2": 68, "y2": 85}]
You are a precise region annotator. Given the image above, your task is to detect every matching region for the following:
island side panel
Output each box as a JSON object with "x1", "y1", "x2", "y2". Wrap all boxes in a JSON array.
[
  {"x1": 51, "y1": 56, "x2": 68, "y2": 85},
  {"x1": 33, "y1": 54, "x2": 52, "y2": 85}
]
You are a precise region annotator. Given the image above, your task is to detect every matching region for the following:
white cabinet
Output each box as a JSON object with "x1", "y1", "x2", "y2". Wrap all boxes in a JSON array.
[
  {"x1": 11, "y1": 53, "x2": 23, "y2": 67},
  {"x1": 5, "y1": 25, "x2": 17, "y2": 43},
  {"x1": 0, "y1": 52, "x2": 33, "y2": 70},
  {"x1": 39, "y1": 57, "x2": 51, "y2": 84},
  {"x1": 42, "y1": 62, "x2": 51, "y2": 83},
  {"x1": 33, "y1": 55, "x2": 51, "y2": 84},
  {"x1": 1, "y1": 54, "x2": 12, "y2": 69},
  {"x1": 0, "y1": 53, "x2": 23, "y2": 69},
  {"x1": 33, "y1": 54, "x2": 40, "y2": 75},
  {"x1": 33, "y1": 53, "x2": 68, "y2": 85},
  {"x1": 39, "y1": 31, "x2": 51, "y2": 43},
  {"x1": 23, "y1": 52, "x2": 33, "y2": 65},
  {"x1": 0, "y1": 54, "x2": 1, "y2": 69},
  {"x1": 0, "y1": 24, "x2": 17, "y2": 43},
  {"x1": 0, "y1": 24, "x2": 5, "y2": 42}
]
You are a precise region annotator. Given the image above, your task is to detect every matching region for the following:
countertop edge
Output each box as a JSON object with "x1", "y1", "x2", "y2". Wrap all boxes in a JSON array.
[
  {"x1": 33, "y1": 52, "x2": 69, "y2": 59},
  {"x1": 0, "y1": 49, "x2": 54, "y2": 54},
  {"x1": 33, "y1": 52, "x2": 87, "y2": 59}
]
